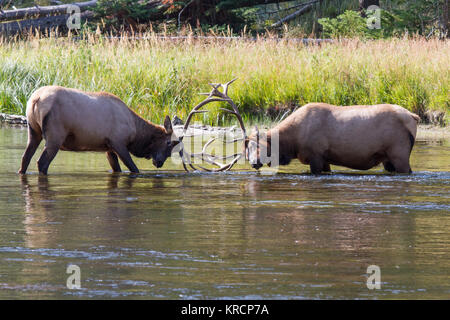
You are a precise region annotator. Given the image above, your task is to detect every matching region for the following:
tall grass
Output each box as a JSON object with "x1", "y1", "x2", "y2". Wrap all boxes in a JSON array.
[{"x1": 0, "y1": 32, "x2": 448, "y2": 126}]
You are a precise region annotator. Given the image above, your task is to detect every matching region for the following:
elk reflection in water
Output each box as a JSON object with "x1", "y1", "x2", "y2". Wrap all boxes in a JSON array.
[{"x1": 0, "y1": 127, "x2": 449, "y2": 299}]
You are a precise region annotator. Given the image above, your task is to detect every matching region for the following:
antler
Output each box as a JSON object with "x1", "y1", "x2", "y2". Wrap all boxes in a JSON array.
[{"x1": 179, "y1": 79, "x2": 247, "y2": 172}]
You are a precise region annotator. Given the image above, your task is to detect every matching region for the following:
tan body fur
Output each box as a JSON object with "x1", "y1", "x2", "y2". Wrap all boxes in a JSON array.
[
  {"x1": 19, "y1": 86, "x2": 177, "y2": 174},
  {"x1": 249, "y1": 103, "x2": 420, "y2": 174}
]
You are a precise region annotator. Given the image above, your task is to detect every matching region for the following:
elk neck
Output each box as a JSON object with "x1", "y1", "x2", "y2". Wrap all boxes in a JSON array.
[
  {"x1": 268, "y1": 123, "x2": 299, "y2": 164},
  {"x1": 128, "y1": 112, "x2": 166, "y2": 158}
]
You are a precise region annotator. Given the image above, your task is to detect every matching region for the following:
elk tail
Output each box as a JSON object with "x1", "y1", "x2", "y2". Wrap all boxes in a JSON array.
[
  {"x1": 26, "y1": 94, "x2": 41, "y2": 134},
  {"x1": 406, "y1": 111, "x2": 420, "y2": 153},
  {"x1": 410, "y1": 112, "x2": 420, "y2": 123}
]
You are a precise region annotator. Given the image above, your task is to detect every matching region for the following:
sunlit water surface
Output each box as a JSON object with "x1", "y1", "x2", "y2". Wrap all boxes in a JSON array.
[{"x1": 0, "y1": 126, "x2": 449, "y2": 299}]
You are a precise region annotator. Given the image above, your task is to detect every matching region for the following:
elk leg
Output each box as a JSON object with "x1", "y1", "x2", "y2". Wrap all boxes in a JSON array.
[
  {"x1": 309, "y1": 156, "x2": 324, "y2": 175},
  {"x1": 112, "y1": 145, "x2": 139, "y2": 173},
  {"x1": 323, "y1": 162, "x2": 331, "y2": 173},
  {"x1": 387, "y1": 145, "x2": 412, "y2": 174},
  {"x1": 383, "y1": 161, "x2": 396, "y2": 173},
  {"x1": 19, "y1": 125, "x2": 42, "y2": 174},
  {"x1": 390, "y1": 157, "x2": 411, "y2": 174},
  {"x1": 37, "y1": 145, "x2": 60, "y2": 175},
  {"x1": 106, "y1": 151, "x2": 122, "y2": 173}
]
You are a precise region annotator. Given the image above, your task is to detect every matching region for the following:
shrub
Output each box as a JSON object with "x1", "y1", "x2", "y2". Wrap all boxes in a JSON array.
[{"x1": 318, "y1": 10, "x2": 369, "y2": 38}]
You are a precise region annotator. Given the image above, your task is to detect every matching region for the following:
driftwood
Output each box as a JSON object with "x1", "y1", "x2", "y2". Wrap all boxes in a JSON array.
[
  {"x1": 0, "y1": 113, "x2": 27, "y2": 126},
  {"x1": 0, "y1": 0, "x2": 98, "y2": 21}
]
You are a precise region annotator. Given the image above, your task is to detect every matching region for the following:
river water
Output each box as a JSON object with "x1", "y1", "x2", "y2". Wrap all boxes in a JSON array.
[{"x1": 0, "y1": 126, "x2": 449, "y2": 299}]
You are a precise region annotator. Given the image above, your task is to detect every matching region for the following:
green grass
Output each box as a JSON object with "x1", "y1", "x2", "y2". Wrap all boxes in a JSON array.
[{"x1": 0, "y1": 33, "x2": 448, "y2": 126}]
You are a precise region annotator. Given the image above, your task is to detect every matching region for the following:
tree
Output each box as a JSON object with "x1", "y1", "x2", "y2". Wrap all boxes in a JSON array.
[
  {"x1": 442, "y1": 0, "x2": 448, "y2": 37},
  {"x1": 359, "y1": 0, "x2": 380, "y2": 17}
]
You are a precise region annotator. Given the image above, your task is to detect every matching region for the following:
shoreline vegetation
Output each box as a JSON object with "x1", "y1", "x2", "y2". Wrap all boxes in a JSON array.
[
  {"x1": 1, "y1": 112, "x2": 449, "y2": 140},
  {"x1": 0, "y1": 32, "x2": 448, "y2": 127}
]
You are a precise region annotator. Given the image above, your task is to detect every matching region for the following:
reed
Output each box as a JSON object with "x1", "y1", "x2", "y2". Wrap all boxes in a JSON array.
[{"x1": 1, "y1": 32, "x2": 448, "y2": 126}]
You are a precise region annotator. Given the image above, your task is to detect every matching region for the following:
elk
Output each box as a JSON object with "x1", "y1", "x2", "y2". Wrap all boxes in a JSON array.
[
  {"x1": 18, "y1": 86, "x2": 179, "y2": 175},
  {"x1": 246, "y1": 103, "x2": 420, "y2": 174}
]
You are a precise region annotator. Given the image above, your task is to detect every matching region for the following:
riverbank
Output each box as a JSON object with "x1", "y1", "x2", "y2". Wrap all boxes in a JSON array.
[
  {"x1": 416, "y1": 125, "x2": 450, "y2": 140},
  {"x1": 1, "y1": 112, "x2": 448, "y2": 139}
]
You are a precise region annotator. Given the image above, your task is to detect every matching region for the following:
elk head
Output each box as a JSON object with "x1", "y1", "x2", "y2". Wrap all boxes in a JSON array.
[
  {"x1": 246, "y1": 126, "x2": 273, "y2": 170},
  {"x1": 147, "y1": 115, "x2": 180, "y2": 168}
]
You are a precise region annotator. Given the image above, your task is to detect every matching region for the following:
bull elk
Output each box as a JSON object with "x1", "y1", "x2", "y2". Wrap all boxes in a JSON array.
[
  {"x1": 247, "y1": 103, "x2": 420, "y2": 174},
  {"x1": 18, "y1": 86, "x2": 179, "y2": 175}
]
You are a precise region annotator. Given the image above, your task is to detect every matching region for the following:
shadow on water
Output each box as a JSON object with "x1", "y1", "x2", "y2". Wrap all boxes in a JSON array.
[{"x1": 0, "y1": 127, "x2": 449, "y2": 299}]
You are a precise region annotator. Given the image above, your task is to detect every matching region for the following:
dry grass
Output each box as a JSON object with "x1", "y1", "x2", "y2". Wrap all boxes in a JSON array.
[{"x1": 0, "y1": 32, "x2": 448, "y2": 125}]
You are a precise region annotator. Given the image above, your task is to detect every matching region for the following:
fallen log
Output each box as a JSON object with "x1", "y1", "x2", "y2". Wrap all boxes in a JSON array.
[
  {"x1": 0, "y1": 0, "x2": 97, "y2": 21},
  {"x1": 0, "y1": 11, "x2": 93, "y2": 35},
  {"x1": 0, "y1": 113, "x2": 27, "y2": 126},
  {"x1": 271, "y1": 0, "x2": 320, "y2": 28}
]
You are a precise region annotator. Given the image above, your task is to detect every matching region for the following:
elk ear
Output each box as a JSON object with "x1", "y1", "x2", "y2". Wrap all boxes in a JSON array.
[{"x1": 164, "y1": 115, "x2": 173, "y2": 134}]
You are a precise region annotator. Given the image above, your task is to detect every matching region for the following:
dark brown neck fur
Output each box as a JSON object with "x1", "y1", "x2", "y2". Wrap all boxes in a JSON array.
[
  {"x1": 127, "y1": 111, "x2": 166, "y2": 158},
  {"x1": 267, "y1": 127, "x2": 298, "y2": 165}
]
